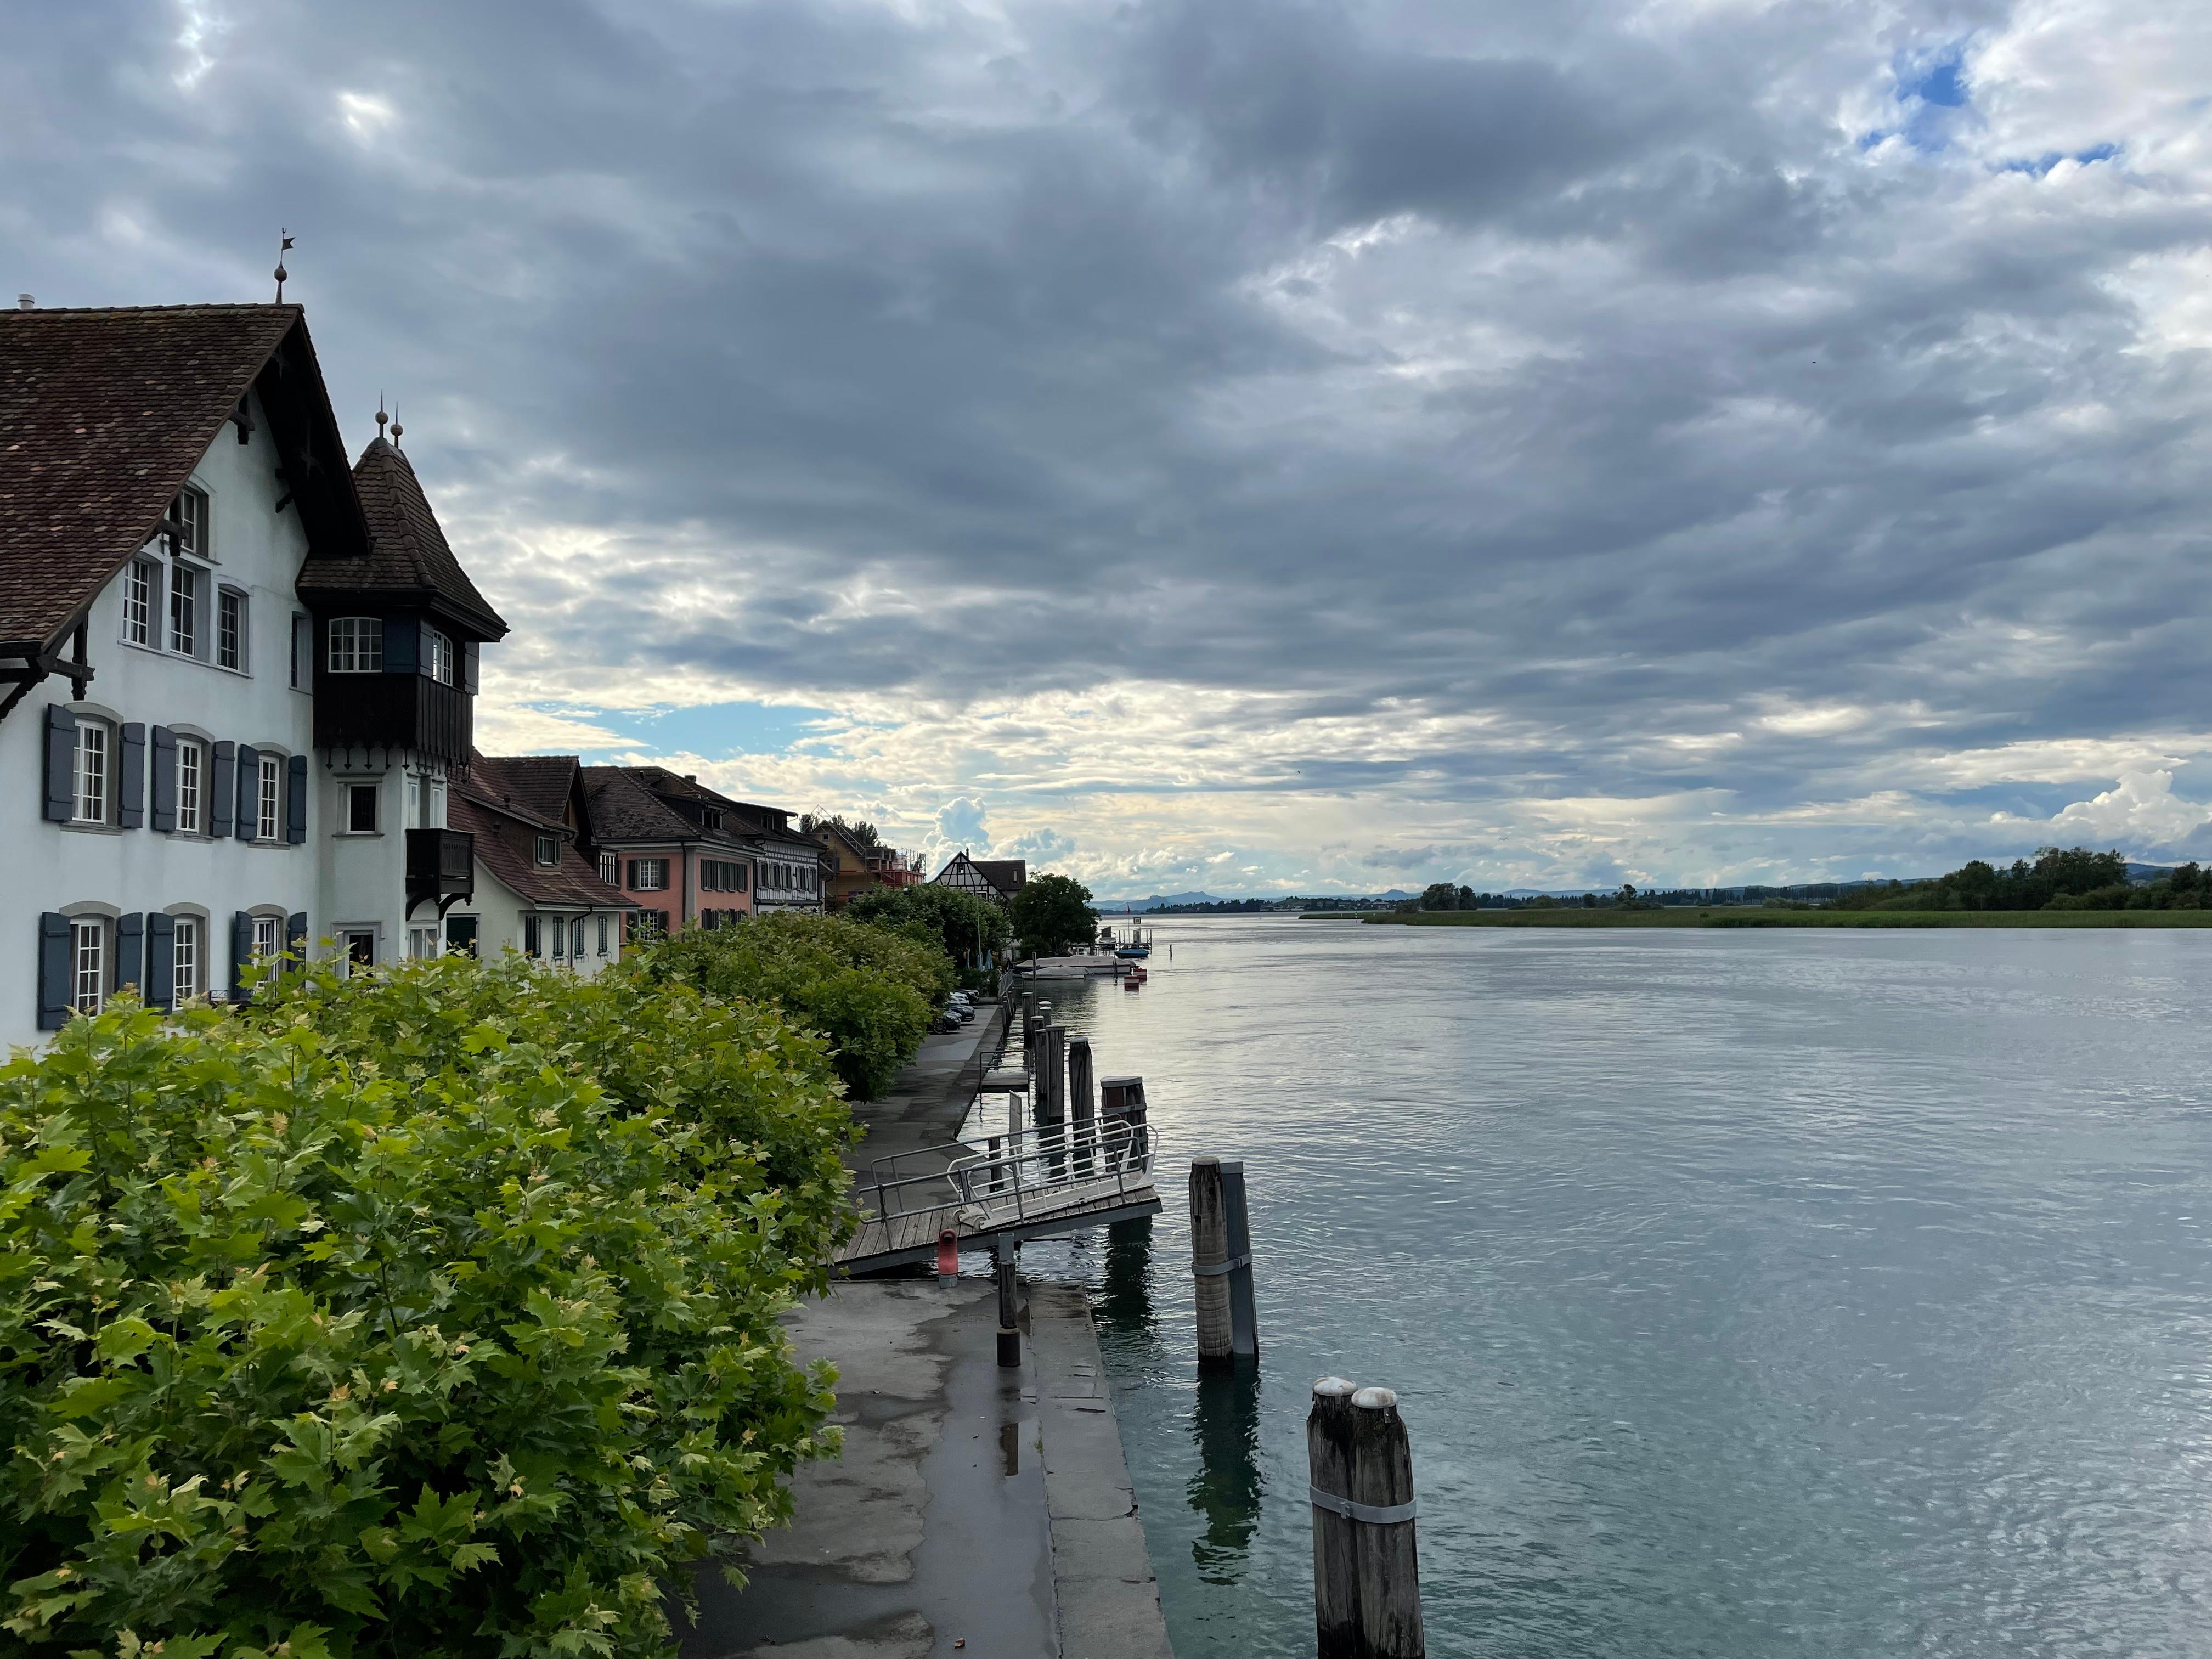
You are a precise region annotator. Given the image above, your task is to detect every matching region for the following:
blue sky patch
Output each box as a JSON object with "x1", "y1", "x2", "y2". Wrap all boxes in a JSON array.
[
  {"x1": 1999, "y1": 143, "x2": 2121, "y2": 178},
  {"x1": 569, "y1": 699, "x2": 839, "y2": 763}
]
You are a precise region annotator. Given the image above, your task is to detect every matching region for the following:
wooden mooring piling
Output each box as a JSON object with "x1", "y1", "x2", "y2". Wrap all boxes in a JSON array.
[
  {"x1": 1189, "y1": 1155, "x2": 1259, "y2": 1368},
  {"x1": 1307, "y1": 1378, "x2": 1424, "y2": 1659}
]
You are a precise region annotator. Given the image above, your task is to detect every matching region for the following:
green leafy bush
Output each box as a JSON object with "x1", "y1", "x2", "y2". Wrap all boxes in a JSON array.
[
  {"x1": 634, "y1": 915, "x2": 946, "y2": 1101},
  {"x1": 844, "y1": 885, "x2": 1008, "y2": 975},
  {"x1": 1, "y1": 953, "x2": 855, "y2": 1659}
]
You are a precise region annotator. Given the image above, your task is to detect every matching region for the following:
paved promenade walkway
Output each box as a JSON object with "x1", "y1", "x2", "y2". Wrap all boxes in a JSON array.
[{"x1": 675, "y1": 998, "x2": 1175, "y2": 1659}]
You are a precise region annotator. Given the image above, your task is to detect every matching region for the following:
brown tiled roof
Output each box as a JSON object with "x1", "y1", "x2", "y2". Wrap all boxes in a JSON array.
[
  {"x1": 467, "y1": 752, "x2": 578, "y2": 829},
  {"x1": 0, "y1": 303, "x2": 303, "y2": 647},
  {"x1": 450, "y1": 792, "x2": 633, "y2": 910},
  {"x1": 580, "y1": 766, "x2": 708, "y2": 843},
  {"x1": 616, "y1": 765, "x2": 800, "y2": 838},
  {"x1": 298, "y1": 436, "x2": 506, "y2": 639},
  {"x1": 972, "y1": 859, "x2": 1028, "y2": 896}
]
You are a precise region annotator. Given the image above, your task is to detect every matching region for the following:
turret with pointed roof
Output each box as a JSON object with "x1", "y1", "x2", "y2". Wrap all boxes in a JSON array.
[{"x1": 299, "y1": 433, "x2": 509, "y2": 765}]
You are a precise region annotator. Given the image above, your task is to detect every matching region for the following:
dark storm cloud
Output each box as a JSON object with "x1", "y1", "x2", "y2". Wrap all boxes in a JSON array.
[{"x1": 7, "y1": 0, "x2": 2212, "y2": 875}]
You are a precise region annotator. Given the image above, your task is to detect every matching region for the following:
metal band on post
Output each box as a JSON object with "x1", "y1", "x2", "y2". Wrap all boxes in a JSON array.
[
  {"x1": 1308, "y1": 1486, "x2": 1418, "y2": 1526},
  {"x1": 1192, "y1": 1252, "x2": 1253, "y2": 1277}
]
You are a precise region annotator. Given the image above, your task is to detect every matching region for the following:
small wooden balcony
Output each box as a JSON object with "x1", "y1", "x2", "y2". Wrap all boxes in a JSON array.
[{"x1": 407, "y1": 827, "x2": 474, "y2": 913}]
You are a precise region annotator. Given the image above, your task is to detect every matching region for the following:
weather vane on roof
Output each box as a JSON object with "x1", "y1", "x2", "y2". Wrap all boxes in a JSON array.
[{"x1": 274, "y1": 229, "x2": 294, "y2": 302}]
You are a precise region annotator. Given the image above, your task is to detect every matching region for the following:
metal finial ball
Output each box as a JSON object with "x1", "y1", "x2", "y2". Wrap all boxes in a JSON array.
[
  {"x1": 375, "y1": 408, "x2": 388, "y2": 430},
  {"x1": 273, "y1": 263, "x2": 287, "y2": 283}
]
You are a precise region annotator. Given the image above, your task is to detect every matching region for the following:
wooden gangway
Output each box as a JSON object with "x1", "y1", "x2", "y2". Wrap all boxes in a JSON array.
[{"x1": 834, "y1": 1118, "x2": 1163, "y2": 1275}]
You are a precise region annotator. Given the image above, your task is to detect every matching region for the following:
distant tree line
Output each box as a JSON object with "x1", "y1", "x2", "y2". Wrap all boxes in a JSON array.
[{"x1": 1827, "y1": 848, "x2": 2206, "y2": 912}]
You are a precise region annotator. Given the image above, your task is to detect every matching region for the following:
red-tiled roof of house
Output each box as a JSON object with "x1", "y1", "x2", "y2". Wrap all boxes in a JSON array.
[
  {"x1": 298, "y1": 435, "x2": 506, "y2": 640},
  {"x1": 448, "y1": 791, "x2": 633, "y2": 911},
  {"x1": 0, "y1": 303, "x2": 305, "y2": 648}
]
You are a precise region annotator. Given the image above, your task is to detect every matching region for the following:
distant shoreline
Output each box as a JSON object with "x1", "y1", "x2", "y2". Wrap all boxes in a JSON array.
[{"x1": 1323, "y1": 910, "x2": 2212, "y2": 929}]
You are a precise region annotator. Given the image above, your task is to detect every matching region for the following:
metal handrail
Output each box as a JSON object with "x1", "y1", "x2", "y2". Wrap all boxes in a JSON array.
[{"x1": 865, "y1": 1117, "x2": 1158, "y2": 1229}]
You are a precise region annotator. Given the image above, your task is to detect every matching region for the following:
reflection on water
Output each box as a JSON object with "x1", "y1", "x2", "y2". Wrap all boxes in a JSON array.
[
  {"x1": 1098, "y1": 1217, "x2": 1154, "y2": 1332},
  {"x1": 1187, "y1": 1369, "x2": 1264, "y2": 1581},
  {"x1": 1015, "y1": 918, "x2": 2212, "y2": 1659}
]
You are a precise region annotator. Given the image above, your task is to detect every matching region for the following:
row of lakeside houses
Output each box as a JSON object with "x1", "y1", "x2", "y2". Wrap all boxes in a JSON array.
[{"x1": 0, "y1": 300, "x2": 1024, "y2": 1051}]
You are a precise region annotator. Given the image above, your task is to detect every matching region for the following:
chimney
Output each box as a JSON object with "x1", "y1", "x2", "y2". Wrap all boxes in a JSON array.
[
  {"x1": 16, "y1": 295, "x2": 34, "y2": 310},
  {"x1": 684, "y1": 774, "x2": 697, "y2": 783}
]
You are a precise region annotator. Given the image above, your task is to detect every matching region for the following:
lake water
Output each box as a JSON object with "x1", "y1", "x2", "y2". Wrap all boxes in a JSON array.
[{"x1": 1005, "y1": 917, "x2": 2212, "y2": 1658}]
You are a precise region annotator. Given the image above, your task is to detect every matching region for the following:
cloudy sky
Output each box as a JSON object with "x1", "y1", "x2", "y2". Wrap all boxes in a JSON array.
[{"x1": 8, "y1": 0, "x2": 2212, "y2": 895}]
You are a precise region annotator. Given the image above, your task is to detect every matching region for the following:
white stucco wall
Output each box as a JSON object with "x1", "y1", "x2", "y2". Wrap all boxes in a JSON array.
[
  {"x1": 442, "y1": 865, "x2": 626, "y2": 979},
  {"x1": 316, "y1": 757, "x2": 451, "y2": 966},
  {"x1": 1, "y1": 394, "x2": 319, "y2": 1052}
]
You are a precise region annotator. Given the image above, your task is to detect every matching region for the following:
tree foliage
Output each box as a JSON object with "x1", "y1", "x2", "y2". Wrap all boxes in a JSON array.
[
  {"x1": 1009, "y1": 874, "x2": 1096, "y2": 957},
  {"x1": 1828, "y1": 847, "x2": 2155, "y2": 912},
  {"x1": 844, "y1": 884, "x2": 1009, "y2": 969},
  {"x1": 635, "y1": 913, "x2": 949, "y2": 1099},
  {"x1": 1, "y1": 952, "x2": 855, "y2": 1659}
]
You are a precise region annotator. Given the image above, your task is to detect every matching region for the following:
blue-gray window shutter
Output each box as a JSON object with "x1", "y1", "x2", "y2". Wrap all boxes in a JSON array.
[
  {"x1": 150, "y1": 727, "x2": 178, "y2": 832},
  {"x1": 382, "y1": 616, "x2": 419, "y2": 674},
  {"x1": 234, "y1": 744, "x2": 259, "y2": 841},
  {"x1": 286, "y1": 911, "x2": 308, "y2": 960},
  {"x1": 462, "y1": 640, "x2": 479, "y2": 694},
  {"x1": 118, "y1": 724, "x2": 146, "y2": 830},
  {"x1": 230, "y1": 911, "x2": 254, "y2": 1001},
  {"x1": 146, "y1": 913, "x2": 176, "y2": 1009},
  {"x1": 626, "y1": 860, "x2": 640, "y2": 888},
  {"x1": 113, "y1": 912, "x2": 143, "y2": 995},
  {"x1": 286, "y1": 754, "x2": 308, "y2": 844},
  {"x1": 210, "y1": 741, "x2": 236, "y2": 837},
  {"x1": 36, "y1": 913, "x2": 70, "y2": 1029},
  {"x1": 42, "y1": 706, "x2": 74, "y2": 821}
]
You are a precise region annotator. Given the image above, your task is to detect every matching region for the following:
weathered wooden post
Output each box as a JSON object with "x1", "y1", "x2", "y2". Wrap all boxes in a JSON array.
[
  {"x1": 1349, "y1": 1386, "x2": 1423, "y2": 1658},
  {"x1": 1039, "y1": 1026, "x2": 1066, "y2": 1126},
  {"x1": 995, "y1": 1235, "x2": 1021, "y2": 1368},
  {"x1": 1219, "y1": 1160, "x2": 1259, "y2": 1361},
  {"x1": 1068, "y1": 1036, "x2": 1097, "y2": 1177},
  {"x1": 1189, "y1": 1157, "x2": 1233, "y2": 1368},
  {"x1": 1308, "y1": 1378, "x2": 1362, "y2": 1658}
]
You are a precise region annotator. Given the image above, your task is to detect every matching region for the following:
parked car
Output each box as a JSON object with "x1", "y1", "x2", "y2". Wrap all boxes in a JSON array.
[
  {"x1": 930, "y1": 1011, "x2": 964, "y2": 1034},
  {"x1": 941, "y1": 1001, "x2": 974, "y2": 1023}
]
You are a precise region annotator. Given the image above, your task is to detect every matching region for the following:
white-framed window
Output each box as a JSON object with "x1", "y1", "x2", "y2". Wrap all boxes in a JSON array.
[
  {"x1": 424, "y1": 627, "x2": 455, "y2": 686},
  {"x1": 176, "y1": 737, "x2": 203, "y2": 834},
  {"x1": 329, "y1": 617, "x2": 383, "y2": 673},
  {"x1": 551, "y1": 917, "x2": 567, "y2": 960},
  {"x1": 631, "y1": 857, "x2": 669, "y2": 891},
  {"x1": 170, "y1": 563, "x2": 199, "y2": 656},
  {"x1": 342, "y1": 929, "x2": 375, "y2": 972},
  {"x1": 408, "y1": 925, "x2": 438, "y2": 960},
  {"x1": 346, "y1": 783, "x2": 379, "y2": 833},
  {"x1": 290, "y1": 614, "x2": 312, "y2": 689},
  {"x1": 71, "y1": 918, "x2": 104, "y2": 1015},
  {"x1": 73, "y1": 719, "x2": 110, "y2": 825},
  {"x1": 171, "y1": 486, "x2": 208, "y2": 559},
  {"x1": 172, "y1": 917, "x2": 200, "y2": 1003},
  {"x1": 599, "y1": 851, "x2": 619, "y2": 885},
  {"x1": 597, "y1": 915, "x2": 610, "y2": 956},
  {"x1": 703, "y1": 808, "x2": 724, "y2": 830},
  {"x1": 534, "y1": 833, "x2": 558, "y2": 867},
  {"x1": 217, "y1": 588, "x2": 246, "y2": 672},
  {"x1": 257, "y1": 754, "x2": 281, "y2": 842},
  {"x1": 252, "y1": 915, "x2": 281, "y2": 960},
  {"x1": 122, "y1": 558, "x2": 157, "y2": 646}
]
